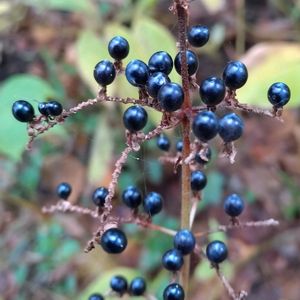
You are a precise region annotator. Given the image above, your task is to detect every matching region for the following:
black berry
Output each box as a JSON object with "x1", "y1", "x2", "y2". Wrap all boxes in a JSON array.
[
  {"x1": 157, "y1": 134, "x2": 171, "y2": 151},
  {"x1": 146, "y1": 72, "x2": 170, "y2": 98},
  {"x1": 12, "y1": 100, "x2": 35, "y2": 122},
  {"x1": 162, "y1": 248, "x2": 184, "y2": 272},
  {"x1": 123, "y1": 105, "x2": 148, "y2": 132},
  {"x1": 174, "y1": 50, "x2": 198, "y2": 76},
  {"x1": 199, "y1": 77, "x2": 225, "y2": 106},
  {"x1": 100, "y1": 228, "x2": 127, "y2": 254},
  {"x1": 206, "y1": 240, "x2": 228, "y2": 264},
  {"x1": 92, "y1": 187, "x2": 109, "y2": 207},
  {"x1": 110, "y1": 275, "x2": 128, "y2": 295},
  {"x1": 223, "y1": 61, "x2": 248, "y2": 90},
  {"x1": 143, "y1": 192, "x2": 163, "y2": 216},
  {"x1": 47, "y1": 100, "x2": 63, "y2": 116},
  {"x1": 56, "y1": 182, "x2": 72, "y2": 200},
  {"x1": 38, "y1": 102, "x2": 50, "y2": 116},
  {"x1": 125, "y1": 59, "x2": 149, "y2": 87},
  {"x1": 88, "y1": 294, "x2": 104, "y2": 300},
  {"x1": 148, "y1": 51, "x2": 173, "y2": 75},
  {"x1": 158, "y1": 82, "x2": 184, "y2": 112},
  {"x1": 163, "y1": 283, "x2": 185, "y2": 300},
  {"x1": 129, "y1": 277, "x2": 146, "y2": 296},
  {"x1": 219, "y1": 113, "x2": 244, "y2": 142},
  {"x1": 267, "y1": 82, "x2": 291, "y2": 107},
  {"x1": 176, "y1": 140, "x2": 183, "y2": 152},
  {"x1": 190, "y1": 171, "x2": 207, "y2": 191},
  {"x1": 94, "y1": 60, "x2": 116, "y2": 86},
  {"x1": 187, "y1": 25, "x2": 209, "y2": 47},
  {"x1": 108, "y1": 36, "x2": 129, "y2": 60},
  {"x1": 224, "y1": 194, "x2": 244, "y2": 217},
  {"x1": 195, "y1": 147, "x2": 212, "y2": 164},
  {"x1": 173, "y1": 229, "x2": 196, "y2": 255},
  {"x1": 122, "y1": 186, "x2": 142, "y2": 208}
]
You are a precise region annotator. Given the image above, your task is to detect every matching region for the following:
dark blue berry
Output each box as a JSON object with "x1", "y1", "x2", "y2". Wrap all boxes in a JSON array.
[
  {"x1": 100, "y1": 228, "x2": 127, "y2": 254},
  {"x1": 174, "y1": 50, "x2": 198, "y2": 76},
  {"x1": 56, "y1": 182, "x2": 72, "y2": 200},
  {"x1": 94, "y1": 60, "x2": 116, "y2": 86},
  {"x1": 176, "y1": 140, "x2": 183, "y2": 152},
  {"x1": 146, "y1": 72, "x2": 170, "y2": 98},
  {"x1": 195, "y1": 147, "x2": 212, "y2": 164},
  {"x1": 129, "y1": 277, "x2": 146, "y2": 296},
  {"x1": 123, "y1": 105, "x2": 148, "y2": 132},
  {"x1": 173, "y1": 229, "x2": 196, "y2": 255},
  {"x1": 163, "y1": 283, "x2": 185, "y2": 300},
  {"x1": 224, "y1": 194, "x2": 244, "y2": 217},
  {"x1": 200, "y1": 77, "x2": 225, "y2": 106},
  {"x1": 92, "y1": 187, "x2": 109, "y2": 207},
  {"x1": 190, "y1": 171, "x2": 207, "y2": 191},
  {"x1": 158, "y1": 83, "x2": 184, "y2": 112},
  {"x1": 267, "y1": 82, "x2": 291, "y2": 107},
  {"x1": 162, "y1": 248, "x2": 184, "y2": 271},
  {"x1": 223, "y1": 61, "x2": 248, "y2": 90},
  {"x1": 122, "y1": 186, "x2": 142, "y2": 208},
  {"x1": 187, "y1": 25, "x2": 210, "y2": 47},
  {"x1": 38, "y1": 102, "x2": 50, "y2": 116},
  {"x1": 108, "y1": 36, "x2": 129, "y2": 60},
  {"x1": 206, "y1": 240, "x2": 228, "y2": 264},
  {"x1": 110, "y1": 275, "x2": 128, "y2": 295},
  {"x1": 12, "y1": 100, "x2": 35, "y2": 122},
  {"x1": 157, "y1": 134, "x2": 171, "y2": 151},
  {"x1": 192, "y1": 111, "x2": 219, "y2": 142},
  {"x1": 143, "y1": 192, "x2": 163, "y2": 216},
  {"x1": 148, "y1": 51, "x2": 173, "y2": 75},
  {"x1": 125, "y1": 59, "x2": 149, "y2": 87},
  {"x1": 47, "y1": 100, "x2": 63, "y2": 116},
  {"x1": 88, "y1": 293, "x2": 104, "y2": 300},
  {"x1": 219, "y1": 113, "x2": 244, "y2": 142}
]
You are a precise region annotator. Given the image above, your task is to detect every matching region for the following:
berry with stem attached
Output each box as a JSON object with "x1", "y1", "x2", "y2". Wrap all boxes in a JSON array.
[
  {"x1": 158, "y1": 82, "x2": 184, "y2": 112},
  {"x1": 12, "y1": 100, "x2": 35, "y2": 123},
  {"x1": 125, "y1": 59, "x2": 149, "y2": 87},
  {"x1": 219, "y1": 113, "x2": 244, "y2": 142},
  {"x1": 88, "y1": 294, "x2": 104, "y2": 300},
  {"x1": 267, "y1": 82, "x2": 291, "y2": 107},
  {"x1": 163, "y1": 283, "x2": 185, "y2": 300},
  {"x1": 56, "y1": 182, "x2": 72, "y2": 200},
  {"x1": 224, "y1": 194, "x2": 244, "y2": 217},
  {"x1": 100, "y1": 228, "x2": 127, "y2": 254},
  {"x1": 129, "y1": 277, "x2": 146, "y2": 296},
  {"x1": 162, "y1": 248, "x2": 184, "y2": 272},
  {"x1": 148, "y1": 51, "x2": 173, "y2": 75},
  {"x1": 223, "y1": 61, "x2": 248, "y2": 90},
  {"x1": 94, "y1": 60, "x2": 116, "y2": 86},
  {"x1": 92, "y1": 187, "x2": 109, "y2": 207},
  {"x1": 157, "y1": 134, "x2": 171, "y2": 151},
  {"x1": 195, "y1": 147, "x2": 212, "y2": 164},
  {"x1": 38, "y1": 102, "x2": 50, "y2": 116},
  {"x1": 190, "y1": 171, "x2": 207, "y2": 191},
  {"x1": 123, "y1": 105, "x2": 148, "y2": 132},
  {"x1": 122, "y1": 186, "x2": 142, "y2": 209},
  {"x1": 47, "y1": 100, "x2": 63, "y2": 116},
  {"x1": 174, "y1": 50, "x2": 199, "y2": 76},
  {"x1": 110, "y1": 275, "x2": 128, "y2": 295},
  {"x1": 146, "y1": 72, "x2": 170, "y2": 98},
  {"x1": 187, "y1": 25, "x2": 210, "y2": 47},
  {"x1": 143, "y1": 192, "x2": 163, "y2": 216},
  {"x1": 200, "y1": 76, "x2": 226, "y2": 106},
  {"x1": 173, "y1": 229, "x2": 196, "y2": 255},
  {"x1": 206, "y1": 240, "x2": 228, "y2": 264},
  {"x1": 108, "y1": 36, "x2": 129, "y2": 60}
]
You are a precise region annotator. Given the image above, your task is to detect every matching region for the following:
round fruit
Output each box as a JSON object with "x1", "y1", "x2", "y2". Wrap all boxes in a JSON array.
[
  {"x1": 206, "y1": 240, "x2": 228, "y2": 264},
  {"x1": 174, "y1": 50, "x2": 198, "y2": 76},
  {"x1": 38, "y1": 102, "x2": 50, "y2": 116},
  {"x1": 173, "y1": 229, "x2": 196, "y2": 255},
  {"x1": 190, "y1": 171, "x2": 207, "y2": 191},
  {"x1": 199, "y1": 77, "x2": 226, "y2": 106},
  {"x1": 110, "y1": 275, "x2": 128, "y2": 295},
  {"x1": 195, "y1": 147, "x2": 212, "y2": 164},
  {"x1": 88, "y1": 293, "x2": 104, "y2": 300},
  {"x1": 92, "y1": 187, "x2": 109, "y2": 207},
  {"x1": 223, "y1": 61, "x2": 248, "y2": 90},
  {"x1": 163, "y1": 283, "x2": 185, "y2": 300},
  {"x1": 129, "y1": 277, "x2": 146, "y2": 296},
  {"x1": 158, "y1": 83, "x2": 184, "y2": 112},
  {"x1": 187, "y1": 25, "x2": 209, "y2": 47},
  {"x1": 157, "y1": 134, "x2": 171, "y2": 151},
  {"x1": 100, "y1": 228, "x2": 127, "y2": 254},
  {"x1": 143, "y1": 192, "x2": 163, "y2": 216},
  {"x1": 125, "y1": 59, "x2": 149, "y2": 87},
  {"x1": 162, "y1": 248, "x2": 184, "y2": 272},
  {"x1": 192, "y1": 111, "x2": 219, "y2": 142},
  {"x1": 123, "y1": 105, "x2": 148, "y2": 132},
  {"x1": 12, "y1": 100, "x2": 35, "y2": 122},
  {"x1": 108, "y1": 36, "x2": 129, "y2": 60},
  {"x1": 267, "y1": 82, "x2": 291, "y2": 107},
  {"x1": 47, "y1": 100, "x2": 63, "y2": 116},
  {"x1": 148, "y1": 51, "x2": 173, "y2": 75},
  {"x1": 146, "y1": 72, "x2": 170, "y2": 98},
  {"x1": 224, "y1": 194, "x2": 244, "y2": 217},
  {"x1": 122, "y1": 186, "x2": 142, "y2": 208},
  {"x1": 219, "y1": 113, "x2": 244, "y2": 142},
  {"x1": 56, "y1": 182, "x2": 72, "y2": 200},
  {"x1": 94, "y1": 60, "x2": 116, "y2": 86},
  {"x1": 176, "y1": 140, "x2": 183, "y2": 152}
]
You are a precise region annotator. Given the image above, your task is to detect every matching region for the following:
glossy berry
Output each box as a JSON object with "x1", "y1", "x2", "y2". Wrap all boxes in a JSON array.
[
  {"x1": 123, "y1": 105, "x2": 148, "y2": 132},
  {"x1": 146, "y1": 72, "x2": 170, "y2": 98},
  {"x1": 224, "y1": 194, "x2": 244, "y2": 217},
  {"x1": 100, "y1": 228, "x2": 127, "y2": 254},
  {"x1": 200, "y1": 77, "x2": 226, "y2": 106},
  {"x1": 108, "y1": 36, "x2": 129, "y2": 60},
  {"x1": 88, "y1": 293, "x2": 104, "y2": 300},
  {"x1": 267, "y1": 82, "x2": 291, "y2": 107},
  {"x1": 110, "y1": 275, "x2": 128, "y2": 295},
  {"x1": 206, "y1": 240, "x2": 228, "y2": 264},
  {"x1": 187, "y1": 25, "x2": 210, "y2": 47},
  {"x1": 125, "y1": 59, "x2": 149, "y2": 87},
  {"x1": 219, "y1": 113, "x2": 244, "y2": 142},
  {"x1": 129, "y1": 277, "x2": 146, "y2": 296},
  {"x1": 163, "y1": 283, "x2": 185, "y2": 300},
  {"x1": 157, "y1": 134, "x2": 171, "y2": 151},
  {"x1": 174, "y1": 50, "x2": 198, "y2": 76},
  {"x1": 94, "y1": 60, "x2": 116, "y2": 86},
  {"x1": 38, "y1": 102, "x2": 50, "y2": 116},
  {"x1": 12, "y1": 100, "x2": 35, "y2": 122},
  {"x1": 162, "y1": 248, "x2": 184, "y2": 271},
  {"x1": 192, "y1": 111, "x2": 219, "y2": 142},
  {"x1": 56, "y1": 182, "x2": 72, "y2": 200},
  {"x1": 195, "y1": 147, "x2": 212, "y2": 164},
  {"x1": 143, "y1": 192, "x2": 163, "y2": 216},
  {"x1": 47, "y1": 100, "x2": 63, "y2": 116},
  {"x1": 92, "y1": 187, "x2": 109, "y2": 207},
  {"x1": 223, "y1": 61, "x2": 248, "y2": 90},
  {"x1": 176, "y1": 140, "x2": 183, "y2": 152},
  {"x1": 190, "y1": 171, "x2": 207, "y2": 191},
  {"x1": 148, "y1": 51, "x2": 173, "y2": 75},
  {"x1": 173, "y1": 229, "x2": 196, "y2": 255},
  {"x1": 158, "y1": 83, "x2": 184, "y2": 112},
  {"x1": 122, "y1": 186, "x2": 142, "y2": 208}
]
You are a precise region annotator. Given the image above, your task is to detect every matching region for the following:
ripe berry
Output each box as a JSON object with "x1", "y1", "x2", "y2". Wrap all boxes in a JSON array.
[
  {"x1": 219, "y1": 113, "x2": 244, "y2": 142},
  {"x1": 195, "y1": 147, "x2": 212, "y2": 164},
  {"x1": 94, "y1": 60, "x2": 116, "y2": 86},
  {"x1": 125, "y1": 59, "x2": 149, "y2": 87},
  {"x1": 223, "y1": 61, "x2": 248, "y2": 90},
  {"x1": 129, "y1": 277, "x2": 146, "y2": 296},
  {"x1": 92, "y1": 187, "x2": 109, "y2": 207},
  {"x1": 122, "y1": 186, "x2": 142, "y2": 208},
  {"x1": 158, "y1": 83, "x2": 184, "y2": 112},
  {"x1": 47, "y1": 100, "x2": 63, "y2": 116},
  {"x1": 224, "y1": 194, "x2": 244, "y2": 217},
  {"x1": 123, "y1": 105, "x2": 148, "y2": 132},
  {"x1": 174, "y1": 50, "x2": 198, "y2": 76},
  {"x1": 88, "y1": 294, "x2": 104, "y2": 300},
  {"x1": 163, "y1": 283, "x2": 185, "y2": 300},
  {"x1": 148, "y1": 51, "x2": 173, "y2": 75},
  {"x1": 192, "y1": 111, "x2": 219, "y2": 142},
  {"x1": 190, "y1": 171, "x2": 207, "y2": 191},
  {"x1": 187, "y1": 25, "x2": 210, "y2": 47},
  {"x1": 173, "y1": 229, "x2": 196, "y2": 255},
  {"x1": 108, "y1": 36, "x2": 129, "y2": 60},
  {"x1": 38, "y1": 102, "x2": 50, "y2": 116},
  {"x1": 157, "y1": 134, "x2": 171, "y2": 151},
  {"x1": 200, "y1": 77, "x2": 226, "y2": 106},
  {"x1": 143, "y1": 192, "x2": 163, "y2": 216},
  {"x1": 206, "y1": 240, "x2": 228, "y2": 264},
  {"x1": 110, "y1": 275, "x2": 128, "y2": 295},
  {"x1": 56, "y1": 182, "x2": 72, "y2": 200},
  {"x1": 162, "y1": 248, "x2": 184, "y2": 272},
  {"x1": 12, "y1": 100, "x2": 35, "y2": 123},
  {"x1": 146, "y1": 72, "x2": 170, "y2": 98},
  {"x1": 100, "y1": 228, "x2": 127, "y2": 254},
  {"x1": 267, "y1": 82, "x2": 291, "y2": 107},
  {"x1": 176, "y1": 140, "x2": 183, "y2": 152}
]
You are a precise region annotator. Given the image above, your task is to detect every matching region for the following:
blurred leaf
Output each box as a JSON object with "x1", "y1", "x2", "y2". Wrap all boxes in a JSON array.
[
  {"x1": 208, "y1": 219, "x2": 227, "y2": 242},
  {"x1": 195, "y1": 259, "x2": 215, "y2": 280},
  {"x1": 145, "y1": 159, "x2": 163, "y2": 184},
  {"x1": 201, "y1": 0, "x2": 226, "y2": 13},
  {"x1": 149, "y1": 269, "x2": 170, "y2": 298}
]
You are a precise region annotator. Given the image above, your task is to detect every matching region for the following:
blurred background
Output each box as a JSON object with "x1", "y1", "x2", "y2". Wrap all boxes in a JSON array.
[{"x1": 0, "y1": 0, "x2": 300, "y2": 299}]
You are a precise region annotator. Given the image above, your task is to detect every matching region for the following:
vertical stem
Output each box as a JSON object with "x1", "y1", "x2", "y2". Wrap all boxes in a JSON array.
[{"x1": 235, "y1": 0, "x2": 246, "y2": 55}]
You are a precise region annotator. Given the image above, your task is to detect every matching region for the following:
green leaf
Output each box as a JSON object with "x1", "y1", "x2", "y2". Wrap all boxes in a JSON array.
[{"x1": 0, "y1": 75, "x2": 55, "y2": 161}]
